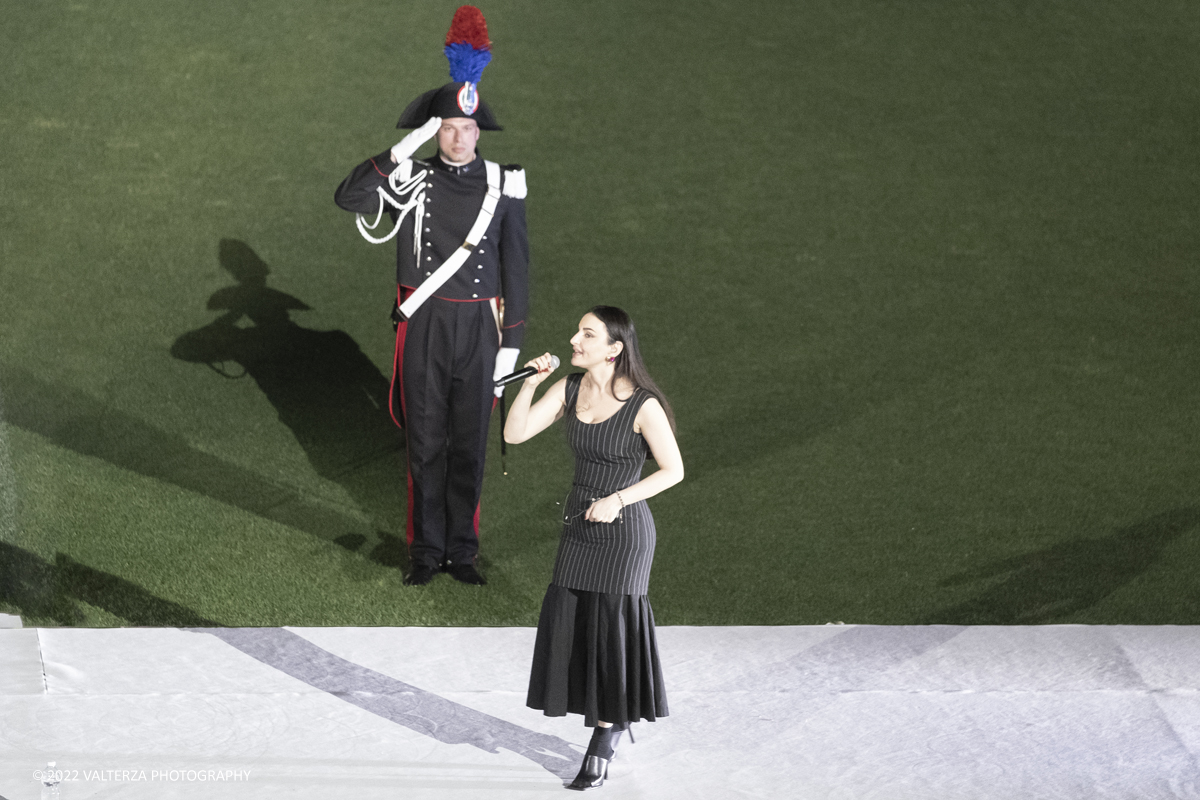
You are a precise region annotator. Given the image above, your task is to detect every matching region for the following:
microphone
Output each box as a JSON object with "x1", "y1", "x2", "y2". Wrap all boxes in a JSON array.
[{"x1": 495, "y1": 355, "x2": 559, "y2": 387}]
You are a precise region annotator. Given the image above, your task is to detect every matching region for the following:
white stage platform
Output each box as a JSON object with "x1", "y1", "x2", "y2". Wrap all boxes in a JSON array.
[{"x1": 1, "y1": 625, "x2": 1198, "y2": 799}]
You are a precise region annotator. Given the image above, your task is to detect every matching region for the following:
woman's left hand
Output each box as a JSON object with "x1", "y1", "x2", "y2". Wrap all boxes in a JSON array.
[{"x1": 585, "y1": 494, "x2": 624, "y2": 524}]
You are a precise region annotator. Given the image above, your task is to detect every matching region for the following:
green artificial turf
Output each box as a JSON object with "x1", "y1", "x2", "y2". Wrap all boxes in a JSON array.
[{"x1": 1, "y1": 0, "x2": 1198, "y2": 627}]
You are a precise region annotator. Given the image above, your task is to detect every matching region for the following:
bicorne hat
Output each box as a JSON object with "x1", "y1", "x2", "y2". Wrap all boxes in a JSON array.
[{"x1": 397, "y1": 6, "x2": 503, "y2": 131}]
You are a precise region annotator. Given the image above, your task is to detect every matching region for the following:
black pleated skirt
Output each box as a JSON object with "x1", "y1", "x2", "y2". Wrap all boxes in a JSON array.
[{"x1": 526, "y1": 583, "x2": 668, "y2": 727}]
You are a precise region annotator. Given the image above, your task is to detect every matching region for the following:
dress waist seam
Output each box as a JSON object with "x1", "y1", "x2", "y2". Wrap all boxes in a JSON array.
[{"x1": 571, "y1": 482, "x2": 638, "y2": 495}]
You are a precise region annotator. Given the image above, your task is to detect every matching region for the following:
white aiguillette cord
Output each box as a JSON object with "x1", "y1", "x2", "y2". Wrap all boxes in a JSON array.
[
  {"x1": 355, "y1": 159, "x2": 427, "y2": 245},
  {"x1": 356, "y1": 117, "x2": 440, "y2": 246},
  {"x1": 397, "y1": 160, "x2": 501, "y2": 321}
]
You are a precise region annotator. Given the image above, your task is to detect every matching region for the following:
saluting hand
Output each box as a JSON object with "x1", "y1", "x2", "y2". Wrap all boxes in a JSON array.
[{"x1": 391, "y1": 116, "x2": 443, "y2": 163}]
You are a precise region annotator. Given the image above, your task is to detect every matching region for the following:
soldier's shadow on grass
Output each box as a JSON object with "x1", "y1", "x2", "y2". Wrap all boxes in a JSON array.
[
  {"x1": 171, "y1": 239, "x2": 406, "y2": 568},
  {"x1": 925, "y1": 507, "x2": 1200, "y2": 624}
]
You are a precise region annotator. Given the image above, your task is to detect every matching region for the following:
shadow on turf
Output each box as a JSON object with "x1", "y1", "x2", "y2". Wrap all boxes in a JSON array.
[
  {"x1": 1, "y1": 242, "x2": 411, "y2": 572},
  {"x1": 172, "y1": 239, "x2": 408, "y2": 566},
  {"x1": 0, "y1": 360, "x2": 407, "y2": 571},
  {"x1": 0, "y1": 540, "x2": 217, "y2": 626},
  {"x1": 171, "y1": 240, "x2": 404, "y2": 553},
  {"x1": 927, "y1": 507, "x2": 1200, "y2": 624}
]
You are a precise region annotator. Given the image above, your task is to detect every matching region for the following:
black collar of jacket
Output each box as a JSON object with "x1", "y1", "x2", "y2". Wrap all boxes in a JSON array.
[{"x1": 428, "y1": 153, "x2": 484, "y2": 176}]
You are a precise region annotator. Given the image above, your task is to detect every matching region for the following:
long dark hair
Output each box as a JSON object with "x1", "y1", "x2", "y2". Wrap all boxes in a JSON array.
[{"x1": 589, "y1": 305, "x2": 676, "y2": 433}]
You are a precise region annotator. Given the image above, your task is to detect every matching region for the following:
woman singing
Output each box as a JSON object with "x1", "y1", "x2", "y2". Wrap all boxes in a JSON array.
[{"x1": 504, "y1": 306, "x2": 684, "y2": 791}]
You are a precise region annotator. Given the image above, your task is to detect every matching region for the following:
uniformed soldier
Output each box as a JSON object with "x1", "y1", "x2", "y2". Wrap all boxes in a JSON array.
[{"x1": 334, "y1": 7, "x2": 528, "y2": 586}]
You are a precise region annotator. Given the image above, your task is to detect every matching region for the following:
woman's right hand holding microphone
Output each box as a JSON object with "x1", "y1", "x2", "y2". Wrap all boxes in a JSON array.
[{"x1": 522, "y1": 352, "x2": 559, "y2": 388}]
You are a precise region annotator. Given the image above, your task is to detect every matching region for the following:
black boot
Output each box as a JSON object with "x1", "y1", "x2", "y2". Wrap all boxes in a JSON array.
[{"x1": 567, "y1": 726, "x2": 614, "y2": 790}]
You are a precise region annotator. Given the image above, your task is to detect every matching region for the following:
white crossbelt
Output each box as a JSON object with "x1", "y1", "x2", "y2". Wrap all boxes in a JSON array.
[{"x1": 398, "y1": 160, "x2": 501, "y2": 321}]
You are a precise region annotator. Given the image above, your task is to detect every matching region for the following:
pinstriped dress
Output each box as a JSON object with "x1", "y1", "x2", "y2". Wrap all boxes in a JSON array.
[{"x1": 527, "y1": 373, "x2": 668, "y2": 727}]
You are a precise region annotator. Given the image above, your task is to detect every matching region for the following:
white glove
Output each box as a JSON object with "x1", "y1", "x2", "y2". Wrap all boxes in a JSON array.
[
  {"x1": 391, "y1": 116, "x2": 442, "y2": 163},
  {"x1": 493, "y1": 347, "x2": 520, "y2": 397}
]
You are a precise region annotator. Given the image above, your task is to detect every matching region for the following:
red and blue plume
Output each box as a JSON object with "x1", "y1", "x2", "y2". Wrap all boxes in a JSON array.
[{"x1": 444, "y1": 6, "x2": 492, "y2": 84}]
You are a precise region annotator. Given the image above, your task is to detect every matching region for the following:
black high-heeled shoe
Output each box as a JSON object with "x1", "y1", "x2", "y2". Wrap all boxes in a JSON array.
[
  {"x1": 567, "y1": 754, "x2": 608, "y2": 790},
  {"x1": 568, "y1": 724, "x2": 620, "y2": 790},
  {"x1": 608, "y1": 723, "x2": 632, "y2": 761}
]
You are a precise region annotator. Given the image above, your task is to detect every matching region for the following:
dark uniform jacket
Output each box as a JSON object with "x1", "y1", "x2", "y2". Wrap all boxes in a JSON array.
[{"x1": 334, "y1": 150, "x2": 530, "y2": 348}]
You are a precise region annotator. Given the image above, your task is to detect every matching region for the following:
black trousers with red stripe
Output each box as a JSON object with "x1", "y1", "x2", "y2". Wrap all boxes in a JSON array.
[{"x1": 395, "y1": 296, "x2": 498, "y2": 570}]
